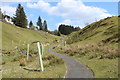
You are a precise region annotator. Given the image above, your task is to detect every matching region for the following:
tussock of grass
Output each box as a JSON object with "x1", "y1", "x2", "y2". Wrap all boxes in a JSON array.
[
  {"x1": 55, "y1": 43, "x2": 119, "y2": 59},
  {"x1": 43, "y1": 54, "x2": 64, "y2": 67},
  {"x1": 53, "y1": 43, "x2": 119, "y2": 78}
]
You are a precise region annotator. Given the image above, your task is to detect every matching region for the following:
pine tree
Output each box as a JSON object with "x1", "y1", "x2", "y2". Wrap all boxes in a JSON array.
[
  {"x1": 0, "y1": 8, "x2": 3, "y2": 20},
  {"x1": 12, "y1": 4, "x2": 28, "y2": 28},
  {"x1": 37, "y1": 16, "x2": 43, "y2": 30},
  {"x1": 29, "y1": 21, "x2": 33, "y2": 28},
  {"x1": 43, "y1": 20, "x2": 48, "y2": 31}
]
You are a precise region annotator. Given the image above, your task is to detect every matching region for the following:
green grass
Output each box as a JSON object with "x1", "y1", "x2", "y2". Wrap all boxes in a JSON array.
[
  {"x1": 1, "y1": 21, "x2": 66, "y2": 78},
  {"x1": 3, "y1": 61, "x2": 65, "y2": 78},
  {"x1": 1, "y1": 21, "x2": 58, "y2": 50},
  {"x1": 67, "y1": 16, "x2": 118, "y2": 46},
  {"x1": 75, "y1": 56, "x2": 118, "y2": 78},
  {"x1": 53, "y1": 16, "x2": 119, "y2": 78},
  {"x1": 2, "y1": 45, "x2": 66, "y2": 78},
  {"x1": 53, "y1": 44, "x2": 118, "y2": 78}
]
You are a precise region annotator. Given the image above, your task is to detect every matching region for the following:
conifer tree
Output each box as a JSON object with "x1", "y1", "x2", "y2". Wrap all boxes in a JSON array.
[
  {"x1": 29, "y1": 21, "x2": 33, "y2": 28},
  {"x1": 0, "y1": 8, "x2": 3, "y2": 20},
  {"x1": 37, "y1": 16, "x2": 43, "y2": 30},
  {"x1": 12, "y1": 4, "x2": 28, "y2": 28},
  {"x1": 43, "y1": 20, "x2": 48, "y2": 31}
]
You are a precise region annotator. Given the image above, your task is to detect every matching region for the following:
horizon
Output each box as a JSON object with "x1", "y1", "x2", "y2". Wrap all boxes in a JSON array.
[{"x1": 0, "y1": 0, "x2": 118, "y2": 31}]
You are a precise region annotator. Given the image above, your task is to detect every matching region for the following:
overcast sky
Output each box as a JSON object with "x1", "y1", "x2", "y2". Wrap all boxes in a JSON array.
[{"x1": 0, "y1": 0, "x2": 118, "y2": 30}]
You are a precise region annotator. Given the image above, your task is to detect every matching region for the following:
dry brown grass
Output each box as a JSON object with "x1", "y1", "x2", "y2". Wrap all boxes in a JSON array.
[
  {"x1": 19, "y1": 58, "x2": 27, "y2": 66},
  {"x1": 55, "y1": 43, "x2": 119, "y2": 59}
]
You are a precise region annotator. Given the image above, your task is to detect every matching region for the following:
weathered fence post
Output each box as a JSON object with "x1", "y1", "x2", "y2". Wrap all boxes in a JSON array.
[
  {"x1": 40, "y1": 43, "x2": 44, "y2": 56},
  {"x1": 27, "y1": 44, "x2": 29, "y2": 61},
  {"x1": 37, "y1": 42, "x2": 44, "y2": 71}
]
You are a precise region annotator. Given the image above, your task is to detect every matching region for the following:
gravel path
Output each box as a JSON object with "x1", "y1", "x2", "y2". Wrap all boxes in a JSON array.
[{"x1": 48, "y1": 46, "x2": 93, "y2": 78}]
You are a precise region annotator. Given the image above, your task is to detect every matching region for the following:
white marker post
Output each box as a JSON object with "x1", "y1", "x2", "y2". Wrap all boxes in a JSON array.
[
  {"x1": 27, "y1": 44, "x2": 29, "y2": 61},
  {"x1": 37, "y1": 42, "x2": 44, "y2": 71},
  {"x1": 40, "y1": 43, "x2": 44, "y2": 56}
]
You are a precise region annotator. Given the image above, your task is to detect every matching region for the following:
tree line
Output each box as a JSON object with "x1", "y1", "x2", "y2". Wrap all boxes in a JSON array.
[
  {"x1": 0, "y1": 4, "x2": 81, "y2": 36},
  {"x1": 58, "y1": 24, "x2": 80, "y2": 35},
  {"x1": 0, "y1": 4, "x2": 48, "y2": 31}
]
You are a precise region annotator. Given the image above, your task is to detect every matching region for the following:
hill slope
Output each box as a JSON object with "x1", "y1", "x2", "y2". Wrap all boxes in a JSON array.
[
  {"x1": 1, "y1": 21, "x2": 58, "y2": 50},
  {"x1": 53, "y1": 16, "x2": 119, "y2": 78},
  {"x1": 1, "y1": 22, "x2": 66, "y2": 78},
  {"x1": 67, "y1": 16, "x2": 118, "y2": 45}
]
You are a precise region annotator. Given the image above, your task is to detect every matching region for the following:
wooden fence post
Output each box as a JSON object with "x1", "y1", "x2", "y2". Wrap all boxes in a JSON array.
[
  {"x1": 40, "y1": 43, "x2": 44, "y2": 56},
  {"x1": 27, "y1": 44, "x2": 29, "y2": 61},
  {"x1": 37, "y1": 42, "x2": 44, "y2": 71}
]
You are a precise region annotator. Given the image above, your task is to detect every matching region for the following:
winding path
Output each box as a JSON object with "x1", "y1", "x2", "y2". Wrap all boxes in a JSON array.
[{"x1": 48, "y1": 46, "x2": 93, "y2": 78}]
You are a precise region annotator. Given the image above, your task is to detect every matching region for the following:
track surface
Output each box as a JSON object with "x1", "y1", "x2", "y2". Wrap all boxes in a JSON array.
[{"x1": 48, "y1": 46, "x2": 93, "y2": 78}]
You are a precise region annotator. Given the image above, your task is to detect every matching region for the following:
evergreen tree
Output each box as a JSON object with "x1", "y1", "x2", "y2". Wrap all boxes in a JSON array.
[
  {"x1": 29, "y1": 21, "x2": 33, "y2": 28},
  {"x1": 43, "y1": 20, "x2": 48, "y2": 31},
  {"x1": 12, "y1": 4, "x2": 28, "y2": 28},
  {"x1": 37, "y1": 16, "x2": 43, "y2": 30},
  {"x1": 0, "y1": 8, "x2": 3, "y2": 20}
]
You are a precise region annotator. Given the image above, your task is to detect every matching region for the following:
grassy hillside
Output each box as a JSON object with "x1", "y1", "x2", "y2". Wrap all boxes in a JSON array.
[
  {"x1": 1, "y1": 22, "x2": 66, "y2": 78},
  {"x1": 67, "y1": 16, "x2": 118, "y2": 46},
  {"x1": 53, "y1": 16, "x2": 119, "y2": 78},
  {"x1": 1, "y1": 21, "x2": 59, "y2": 50}
]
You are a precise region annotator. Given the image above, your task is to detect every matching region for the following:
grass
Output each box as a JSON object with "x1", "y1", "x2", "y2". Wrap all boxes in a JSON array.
[
  {"x1": 53, "y1": 44, "x2": 119, "y2": 78},
  {"x1": 2, "y1": 42, "x2": 66, "y2": 78},
  {"x1": 75, "y1": 56, "x2": 118, "y2": 78},
  {"x1": 1, "y1": 21, "x2": 66, "y2": 78},
  {"x1": 2, "y1": 45, "x2": 66, "y2": 78},
  {"x1": 3, "y1": 61, "x2": 65, "y2": 78},
  {"x1": 53, "y1": 16, "x2": 119, "y2": 78},
  {"x1": 67, "y1": 16, "x2": 118, "y2": 46},
  {"x1": 1, "y1": 21, "x2": 59, "y2": 50}
]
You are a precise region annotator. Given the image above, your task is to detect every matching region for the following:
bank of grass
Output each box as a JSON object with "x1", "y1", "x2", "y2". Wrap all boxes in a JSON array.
[
  {"x1": 53, "y1": 43, "x2": 119, "y2": 78},
  {"x1": 67, "y1": 16, "x2": 118, "y2": 45},
  {"x1": 2, "y1": 45, "x2": 66, "y2": 78},
  {"x1": 75, "y1": 56, "x2": 118, "y2": 78},
  {"x1": 55, "y1": 16, "x2": 119, "y2": 78},
  {"x1": 3, "y1": 61, "x2": 65, "y2": 78},
  {"x1": 3, "y1": 53, "x2": 65, "y2": 78},
  {"x1": 1, "y1": 21, "x2": 59, "y2": 50},
  {"x1": 1, "y1": 21, "x2": 66, "y2": 78}
]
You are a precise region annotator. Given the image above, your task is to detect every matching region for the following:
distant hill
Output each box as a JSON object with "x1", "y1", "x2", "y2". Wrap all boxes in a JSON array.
[
  {"x1": 66, "y1": 16, "x2": 119, "y2": 45},
  {"x1": 1, "y1": 21, "x2": 58, "y2": 50}
]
